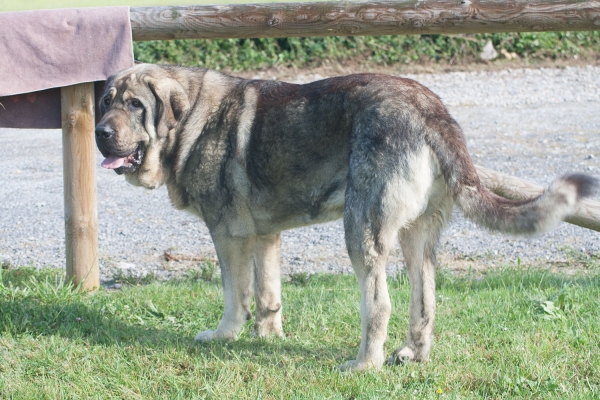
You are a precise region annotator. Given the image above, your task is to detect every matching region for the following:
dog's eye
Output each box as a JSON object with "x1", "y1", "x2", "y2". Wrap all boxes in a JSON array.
[
  {"x1": 103, "y1": 97, "x2": 110, "y2": 106},
  {"x1": 131, "y1": 99, "x2": 143, "y2": 109}
]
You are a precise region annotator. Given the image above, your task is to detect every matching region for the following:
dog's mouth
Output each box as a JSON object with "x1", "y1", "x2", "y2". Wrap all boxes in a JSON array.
[{"x1": 100, "y1": 144, "x2": 145, "y2": 175}]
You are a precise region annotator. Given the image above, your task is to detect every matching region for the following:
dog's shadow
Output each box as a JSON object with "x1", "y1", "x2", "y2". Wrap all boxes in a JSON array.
[{"x1": 0, "y1": 289, "x2": 354, "y2": 366}]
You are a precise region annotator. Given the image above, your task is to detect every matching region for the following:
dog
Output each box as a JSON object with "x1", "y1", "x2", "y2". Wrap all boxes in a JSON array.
[{"x1": 95, "y1": 64, "x2": 597, "y2": 371}]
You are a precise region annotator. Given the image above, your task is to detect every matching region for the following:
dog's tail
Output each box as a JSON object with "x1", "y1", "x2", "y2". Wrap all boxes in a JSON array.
[
  {"x1": 454, "y1": 171, "x2": 597, "y2": 235},
  {"x1": 426, "y1": 116, "x2": 598, "y2": 236}
]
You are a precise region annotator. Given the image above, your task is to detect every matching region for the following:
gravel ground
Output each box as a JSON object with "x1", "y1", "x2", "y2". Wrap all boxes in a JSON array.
[{"x1": 1, "y1": 65, "x2": 599, "y2": 283}]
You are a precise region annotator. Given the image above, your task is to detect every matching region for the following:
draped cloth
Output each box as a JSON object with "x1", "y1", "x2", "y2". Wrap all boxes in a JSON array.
[{"x1": 0, "y1": 7, "x2": 134, "y2": 128}]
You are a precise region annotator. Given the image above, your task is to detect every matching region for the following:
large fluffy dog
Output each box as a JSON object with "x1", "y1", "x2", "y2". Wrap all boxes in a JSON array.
[{"x1": 95, "y1": 64, "x2": 597, "y2": 371}]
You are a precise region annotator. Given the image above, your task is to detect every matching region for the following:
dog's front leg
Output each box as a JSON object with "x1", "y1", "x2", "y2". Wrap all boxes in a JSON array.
[{"x1": 195, "y1": 233, "x2": 256, "y2": 342}]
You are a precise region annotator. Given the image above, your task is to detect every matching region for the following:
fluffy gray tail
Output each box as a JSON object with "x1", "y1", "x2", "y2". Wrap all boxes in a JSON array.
[
  {"x1": 422, "y1": 104, "x2": 598, "y2": 236},
  {"x1": 414, "y1": 81, "x2": 599, "y2": 235},
  {"x1": 454, "y1": 173, "x2": 598, "y2": 235}
]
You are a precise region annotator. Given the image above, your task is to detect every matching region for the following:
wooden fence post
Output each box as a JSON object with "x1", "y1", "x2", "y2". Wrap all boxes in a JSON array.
[{"x1": 61, "y1": 82, "x2": 99, "y2": 291}]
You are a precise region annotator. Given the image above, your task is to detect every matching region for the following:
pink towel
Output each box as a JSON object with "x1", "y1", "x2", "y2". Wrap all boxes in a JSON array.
[{"x1": 0, "y1": 7, "x2": 134, "y2": 128}]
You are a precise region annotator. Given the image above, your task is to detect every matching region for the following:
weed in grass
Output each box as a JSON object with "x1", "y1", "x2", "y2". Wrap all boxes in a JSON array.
[
  {"x1": 288, "y1": 272, "x2": 311, "y2": 286},
  {"x1": 1, "y1": 259, "x2": 11, "y2": 270},
  {"x1": 393, "y1": 269, "x2": 410, "y2": 287},
  {"x1": 200, "y1": 260, "x2": 216, "y2": 282},
  {"x1": 562, "y1": 247, "x2": 600, "y2": 269},
  {"x1": 187, "y1": 260, "x2": 217, "y2": 282},
  {"x1": 535, "y1": 299, "x2": 564, "y2": 320},
  {"x1": 186, "y1": 268, "x2": 202, "y2": 282},
  {"x1": 112, "y1": 269, "x2": 158, "y2": 286}
]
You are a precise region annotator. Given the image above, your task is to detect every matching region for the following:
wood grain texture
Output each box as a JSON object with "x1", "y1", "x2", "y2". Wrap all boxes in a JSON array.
[
  {"x1": 476, "y1": 165, "x2": 600, "y2": 232},
  {"x1": 130, "y1": 0, "x2": 600, "y2": 41},
  {"x1": 61, "y1": 83, "x2": 99, "y2": 291}
]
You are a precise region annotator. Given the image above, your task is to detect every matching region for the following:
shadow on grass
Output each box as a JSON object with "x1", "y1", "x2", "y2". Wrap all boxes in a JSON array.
[
  {"x1": 0, "y1": 297, "x2": 182, "y2": 346},
  {"x1": 0, "y1": 287, "x2": 353, "y2": 366}
]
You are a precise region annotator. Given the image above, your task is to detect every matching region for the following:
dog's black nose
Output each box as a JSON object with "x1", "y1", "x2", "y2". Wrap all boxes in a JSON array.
[{"x1": 95, "y1": 125, "x2": 115, "y2": 139}]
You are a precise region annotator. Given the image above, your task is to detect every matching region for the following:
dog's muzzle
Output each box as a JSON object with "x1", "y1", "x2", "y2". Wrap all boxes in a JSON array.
[{"x1": 95, "y1": 125, "x2": 145, "y2": 175}]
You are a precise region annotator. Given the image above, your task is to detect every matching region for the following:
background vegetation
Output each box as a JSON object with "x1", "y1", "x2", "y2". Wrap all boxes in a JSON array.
[{"x1": 134, "y1": 31, "x2": 600, "y2": 71}]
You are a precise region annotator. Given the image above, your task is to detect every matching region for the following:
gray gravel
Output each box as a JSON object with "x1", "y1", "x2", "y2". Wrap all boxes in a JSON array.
[{"x1": 1, "y1": 65, "x2": 598, "y2": 282}]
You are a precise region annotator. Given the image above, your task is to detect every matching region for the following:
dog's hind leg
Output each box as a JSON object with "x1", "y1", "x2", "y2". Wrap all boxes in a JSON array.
[
  {"x1": 388, "y1": 184, "x2": 452, "y2": 364},
  {"x1": 195, "y1": 234, "x2": 256, "y2": 342},
  {"x1": 339, "y1": 142, "x2": 447, "y2": 371},
  {"x1": 340, "y1": 223, "x2": 392, "y2": 371},
  {"x1": 253, "y1": 233, "x2": 284, "y2": 338},
  {"x1": 339, "y1": 182, "x2": 401, "y2": 372}
]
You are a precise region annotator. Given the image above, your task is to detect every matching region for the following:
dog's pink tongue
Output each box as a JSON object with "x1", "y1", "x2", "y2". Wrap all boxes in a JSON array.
[{"x1": 101, "y1": 156, "x2": 126, "y2": 169}]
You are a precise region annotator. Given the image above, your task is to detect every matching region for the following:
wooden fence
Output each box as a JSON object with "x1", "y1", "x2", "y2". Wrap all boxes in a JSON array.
[
  {"x1": 61, "y1": 0, "x2": 600, "y2": 290},
  {"x1": 129, "y1": 0, "x2": 600, "y2": 40}
]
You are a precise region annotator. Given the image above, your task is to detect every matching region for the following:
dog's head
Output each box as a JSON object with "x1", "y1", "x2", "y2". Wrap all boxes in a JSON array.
[{"x1": 95, "y1": 64, "x2": 190, "y2": 188}]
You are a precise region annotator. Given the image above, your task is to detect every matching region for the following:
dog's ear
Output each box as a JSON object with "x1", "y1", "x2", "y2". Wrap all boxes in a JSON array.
[{"x1": 145, "y1": 76, "x2": 190, "y2": 139}]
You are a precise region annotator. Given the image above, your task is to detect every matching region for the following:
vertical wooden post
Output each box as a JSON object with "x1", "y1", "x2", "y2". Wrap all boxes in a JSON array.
[{"x1": 61, "y1": 82, "x2": 99, "y2": 291}]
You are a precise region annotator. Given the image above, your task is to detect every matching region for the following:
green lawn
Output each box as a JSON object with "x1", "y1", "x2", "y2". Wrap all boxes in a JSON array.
[{"x1": 1, "y1": 262, "x2": 599, "y2": 399}]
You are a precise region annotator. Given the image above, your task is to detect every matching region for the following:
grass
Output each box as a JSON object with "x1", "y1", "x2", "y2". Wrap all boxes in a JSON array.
[{"x1": 1, "y1": 260, "x2": 599, "y2": 399}]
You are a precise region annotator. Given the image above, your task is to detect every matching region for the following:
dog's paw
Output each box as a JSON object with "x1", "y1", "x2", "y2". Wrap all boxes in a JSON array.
[
  {"x1": 251, "y1": 323, "x2": 284, "y2": 339},
  {"x1": 387, "y1": 346, "x2": 417, "y2": 365},
  {"x1": 194, "y1": 329, "x2": 238, "y2": 342},
  {"x1": 337, "y1": 359, "x2": 382, "y2": 373},
  {"x1": 251, "y1": 328, "x2": 285, "y2": 339},
  {"x1": 337, "y1": 360, "x2": 360, "y2": 373}
]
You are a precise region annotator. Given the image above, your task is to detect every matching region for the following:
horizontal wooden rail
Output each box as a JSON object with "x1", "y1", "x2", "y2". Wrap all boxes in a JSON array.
[
  {"x1": 130, "y1": 0, "x2": 600, "y2": 41},
  {"x1": 476, "y1": 165, "x2": 600, "y2": 232}
]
